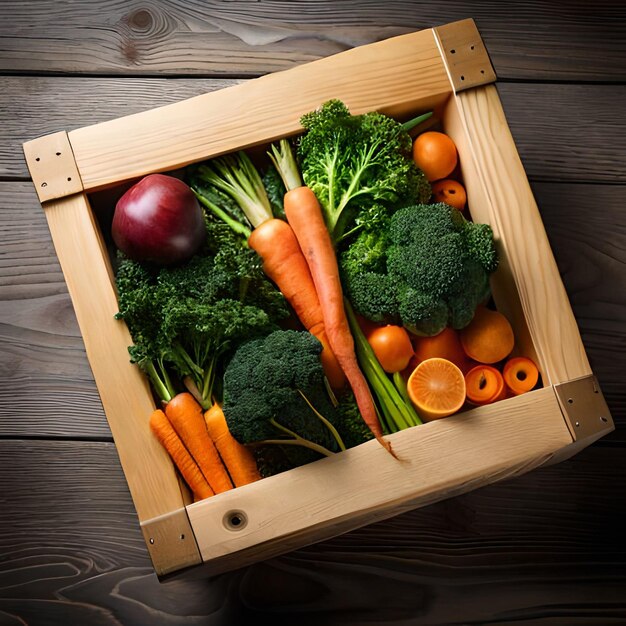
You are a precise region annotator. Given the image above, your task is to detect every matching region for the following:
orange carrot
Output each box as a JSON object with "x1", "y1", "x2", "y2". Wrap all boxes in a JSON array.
[
  {"x1": 248, "y1": 218, "x2": 345, "y2": 390},
  {"x1": 165, "y1": 393, "x2": 233, "y2": 494},
  {"x1": 283, "y1": 186, "x2": 390, "y2": 453},
  {"x1": 149, "y1": 409, "x2": 215, "y2": 501},
  {"x1": 204, "y1": 404, "x2": 261, "y2": 487}
]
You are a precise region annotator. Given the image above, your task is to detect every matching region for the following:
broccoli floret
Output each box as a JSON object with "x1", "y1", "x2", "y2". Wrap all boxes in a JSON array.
[
  {"x1": 340, "y1": 203, "x2": 499, "y2": 335},
  {"x1": 298, "y1": 99, "x2": 431, "y2": 243},
  {"x1": 223, "y1": 330, "x2": 366, "y2": 471}
]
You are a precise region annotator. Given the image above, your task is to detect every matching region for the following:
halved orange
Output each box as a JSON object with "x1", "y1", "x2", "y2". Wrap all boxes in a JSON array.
[{"x1": 406, "y1": 357, "x2": 466, "y2": 422}]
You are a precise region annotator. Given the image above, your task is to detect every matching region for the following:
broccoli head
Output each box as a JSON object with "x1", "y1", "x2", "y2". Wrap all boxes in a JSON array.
[
  {"x1": 223, "y1": 330, "x2": 371, "y2": 472},
  {"x1": 340, "y1": 203, "x2": 499, "y2": 335}
]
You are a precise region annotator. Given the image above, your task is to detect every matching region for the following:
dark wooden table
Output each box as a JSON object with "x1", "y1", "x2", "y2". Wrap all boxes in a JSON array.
[{"x1": 1, "y1": 2, "x2": 625, "y2": 624}]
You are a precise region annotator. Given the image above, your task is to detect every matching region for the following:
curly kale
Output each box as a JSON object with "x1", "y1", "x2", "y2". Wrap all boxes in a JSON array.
[
  {"x1": 115, "y1": 220, "x2": 288, "y2": 407},
  {"x1": 297, "y1": 99, "x2": 431, "y2": 243},
  {"x1": 340, "y1": 203, "x2": 499, "y2": 336}
]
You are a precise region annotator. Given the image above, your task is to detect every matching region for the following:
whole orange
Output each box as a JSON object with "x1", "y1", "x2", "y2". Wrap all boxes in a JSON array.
[
  {"x1": 459, "y1": 307, "x2": 515, "y2": 364},
  {"x1": 412, "y1": 131, "x2": 458, "y2": 182}
]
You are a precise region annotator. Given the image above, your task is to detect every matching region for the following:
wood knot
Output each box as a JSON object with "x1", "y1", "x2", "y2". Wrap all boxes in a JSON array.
[{"x1": 128, "y1": 8, "x2": 153, "y2": 32}]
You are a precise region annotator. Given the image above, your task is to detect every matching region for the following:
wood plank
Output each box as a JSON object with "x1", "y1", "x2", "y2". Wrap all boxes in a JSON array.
[
  {"x1": 66, "y1": 28, "x2": 451, "y2": 190},
  {"x1": 445, "y1": 85, "x2": 591, "y2": 386},
  {"x1": 0, "y1": 182, "x2": 107, "y2": 438},
  {"x1": 188, "y1": 388, "x2": 572, "y2": 573},
  {"x1": 3, "y1": 79, "x2": 624, "y2": 183},
  {"x1": 0, "y1": 1, "x2": 624, "y2": 80},
  {"x1": 1, "y1": 440, "x2": 625, "y2": 624}
]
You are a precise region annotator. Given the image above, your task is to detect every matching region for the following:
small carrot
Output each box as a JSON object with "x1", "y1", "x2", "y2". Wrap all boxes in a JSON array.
[
  {"x1": 283, "y1": 186, "x2": 391, "y2": 454},
  {"x1": 204, "y1": 404, "x2": 261, "y2": 487},
  {"x1": 248, "y1": 218, "x2": 345, "y2": 389},
  {"x1": 149, "y1": 409, "x2": 215, "y2": 501},
  {"x1": 165, "y1": 393, "x2": 233, "y2": 494}
]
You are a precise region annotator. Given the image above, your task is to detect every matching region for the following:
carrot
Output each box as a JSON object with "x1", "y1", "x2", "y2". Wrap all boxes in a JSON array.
[
  {"x1": 283, "y1": 186, "x2": 391, "y2": 454},
  {"x1": 204, "y1": 404, "x2": 261, "y2": 487},
  {"x1": 248, "y1": 218, "x2": 345, "y2": 390},
  {"x1": 149, "y1": 409, "x2": 215, "y2": 501},
  {"x1": 165, "y1": 393, "x2": 233, "y2": 494}
]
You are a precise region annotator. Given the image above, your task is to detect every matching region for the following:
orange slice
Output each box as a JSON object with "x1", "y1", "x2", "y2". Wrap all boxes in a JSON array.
[{"x1": 465, "y1": 365, "x2": 506, "y2": 406}]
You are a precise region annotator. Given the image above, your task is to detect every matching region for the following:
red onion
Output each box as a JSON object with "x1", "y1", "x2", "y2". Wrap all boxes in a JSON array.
[{"x1": 112, "y1": 174, "x2": 206, "y2": 265}]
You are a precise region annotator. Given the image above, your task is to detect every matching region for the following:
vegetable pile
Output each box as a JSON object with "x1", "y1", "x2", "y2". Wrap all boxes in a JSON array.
[{"x1": 110, "y1": 98, "x2": 540, "y2": 501}]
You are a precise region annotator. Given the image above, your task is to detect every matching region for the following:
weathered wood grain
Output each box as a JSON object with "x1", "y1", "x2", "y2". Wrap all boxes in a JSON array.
[
  {"x1": 0, "y1": 1, "x2": 624, "y2": 80},
  {"x1": 1, "y1": 440, "x2": 624, "y2": 624},
  {"x1": 0, "y1": 182, "x2": 107, "y2": 437},
  {"x1": 3, "y1": 79, "x2": 624, "y2": 183}
]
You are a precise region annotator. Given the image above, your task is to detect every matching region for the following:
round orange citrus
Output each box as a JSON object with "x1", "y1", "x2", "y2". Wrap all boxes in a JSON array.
[
  {"x1": 412, "y1": 131, "x2": 458, "y2": 182},
  {"x1": 459, "y1": 307, "x2": 515, "y2": 364}
]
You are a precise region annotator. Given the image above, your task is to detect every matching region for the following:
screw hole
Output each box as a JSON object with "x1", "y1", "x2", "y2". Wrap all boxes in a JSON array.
[
  {"x1": 149, "y1": 537, "x2": 154, "y2": 544},
  {"x1": 460, "y1": 75, "x2": 465, "y2": 81},
  {"x1": 41, "y1": 182, "x2": 47, "y2": 187},
  {"x1": 35, "y1": 157, "x2": 40, "y2": 162},
  {"x1": 481, "y1": 69, "x2": 485, "y2": 74},
  {"x1": 567, "y1": 398, "x2": 574, "y2": 404},
  {"x1": 575, "y1": 421, "x2": 580, "y2": 428},
  {"x1": 470, "y1": 45, "x2": 475, "y2": 50},
  {"x1": 67, "y1": 177, "x2": 72, "y2": 181},
  {"x1": 180, "y1": 533, "x2": 185, "y2": 540},
  {"x1": 223, "y1": 510, "x2": 248, "y2": 531},
  {"x1": 600, "y1": 416, "x2": 608, "y2": 423},
  {"x1": 450, "y1": 49, "x2": 456, "y2": 54},
  {"x1": 56, "y1": 152, "x2": 61, "y2": 156}
]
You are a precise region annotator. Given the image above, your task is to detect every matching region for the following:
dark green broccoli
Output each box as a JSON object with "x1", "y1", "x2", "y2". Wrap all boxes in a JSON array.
[
  {"x1": 115, "y1": 220, "x2": 288, "y2": 408},
  {"x1": 340, "y1": 203, "x2": 499, "y2": 336},
  {"x1": 223, "y1": 330, "x2": 371, "y2": 472},
  {"x1": 297, "y1": 99, "x2": 431, "y2": 243}
]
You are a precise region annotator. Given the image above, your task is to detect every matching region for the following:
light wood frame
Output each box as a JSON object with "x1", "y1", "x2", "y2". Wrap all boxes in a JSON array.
[{"x1": 23, "y1": 19, "x2": 614, "y2": 579}]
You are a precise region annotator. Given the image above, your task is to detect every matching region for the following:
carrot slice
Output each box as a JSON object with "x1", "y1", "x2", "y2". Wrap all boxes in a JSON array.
[
  {"x1": 503, "y1": 357, "x2": 539, "y2": 395},
  {"x1": 465, "y1": 365, "x2": 506, "y2": 406}
]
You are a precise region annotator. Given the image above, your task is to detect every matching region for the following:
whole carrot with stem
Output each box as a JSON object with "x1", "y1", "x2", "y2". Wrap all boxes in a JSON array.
[
  {"x1": 270, "y1": 140, "x2": 392, "y2": 455},
  {"x1": 190, "y1": 152, "x2": 345, "y2": 390},
  {"x1": 149, "y1": 408, "x2": 215, "y2": 501},
  {"x1": 165, "y1": 392, "x2": 234, "y2": 494},
  {"x1": 248, "y1": 218, "x2": 345, "y2": 390}
]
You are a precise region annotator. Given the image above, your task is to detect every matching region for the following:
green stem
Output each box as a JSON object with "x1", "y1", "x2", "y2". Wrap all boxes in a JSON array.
[
  {"x1": 197, "y1": 154, "x2": 272, "y2": 228},
  {"x1": 143, "y1": 359, "x2": 173, "y2": 404},
  {"x1": 393, "y1": 371, "x2": 422, "y2": 425},
  {"x1": 192, "y1": 189, "x2": 252, "y2": 239},
  {"x1": 297, "y1": 389, "x2": 346, "y2": 451},
  {"x1": 401, "y1": 111, "x2": 433, "y2": 133},
  {"x1": 264, "y1": 418, "x2": 336, "y2": 457},
  {"x1": 268, "y1": 139, "x2": 302, "y2": 192},
  {"x1": 344, "y1": 299, "x2": 422, "y2": 430}
]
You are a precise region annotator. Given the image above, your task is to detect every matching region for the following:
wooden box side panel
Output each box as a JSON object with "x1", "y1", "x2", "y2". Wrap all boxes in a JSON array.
[
  {"x1": 187, "y1": 388, "x2": 572, "y2": 574},
  {"x1": 43, "y1": 193, "x2": 191, "y2": 525},
  {"x1": 67, "y1": 28, "x2": 452, "y2": 191},
  {"x1": 442, "y1": 85, "x2": 591, "y2": 386}
]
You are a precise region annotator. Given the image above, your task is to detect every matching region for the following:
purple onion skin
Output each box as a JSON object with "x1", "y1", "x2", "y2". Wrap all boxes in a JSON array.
[{"x1": 112, "y1": 174, "x2": 206, "y2": 265}]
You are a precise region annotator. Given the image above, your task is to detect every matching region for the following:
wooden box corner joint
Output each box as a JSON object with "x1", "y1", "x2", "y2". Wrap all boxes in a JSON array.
[
  {"x1": 434, "y1": 18, "x2": 496, "y2": 93},
  {"x1": 554, "y1": 376, "x2": 614, "y2": 441},
  {"x1": 23, "y1": 131, "x2": 84, "y2": 203},
  {"x1": 140, "y1": 509, "x2": 202, "y2": 577}
]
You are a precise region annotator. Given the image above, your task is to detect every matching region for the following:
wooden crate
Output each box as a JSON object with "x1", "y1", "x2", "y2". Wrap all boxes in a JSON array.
[{"x1": 22, "y1": 18, "x2": 614, "y2": 580}]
